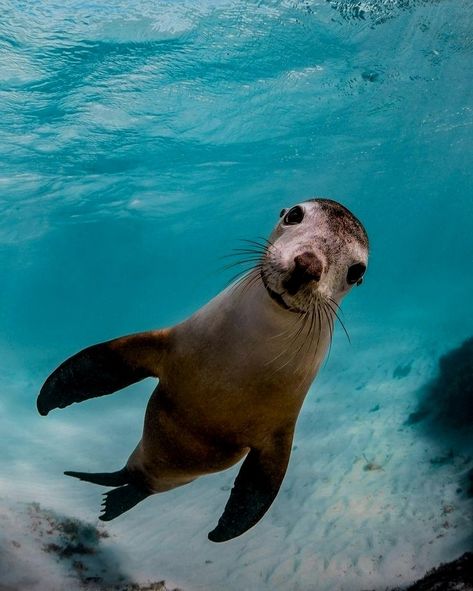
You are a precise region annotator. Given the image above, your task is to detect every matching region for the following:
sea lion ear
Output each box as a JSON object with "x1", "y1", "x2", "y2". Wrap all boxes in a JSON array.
[
  {"x1": 37, "y1": 330, "x2": 169, "y2": 416},
  {"x1": 208, "y1": 427, "x2": 294, "y2": 542}
]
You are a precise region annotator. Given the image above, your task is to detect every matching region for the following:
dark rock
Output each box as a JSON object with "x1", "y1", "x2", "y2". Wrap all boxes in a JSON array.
[
  {"x1": 406, "y1": 337, "x2": 473, "y2": 432},
  {"x1": 392, "y1": 552, "x2": 473, "y2": 590}
]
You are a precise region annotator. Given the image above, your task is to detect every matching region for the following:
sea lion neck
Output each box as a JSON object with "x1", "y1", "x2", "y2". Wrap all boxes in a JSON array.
[{"x1": 184, "y1": 275, "x2": 300, "y2": 341}]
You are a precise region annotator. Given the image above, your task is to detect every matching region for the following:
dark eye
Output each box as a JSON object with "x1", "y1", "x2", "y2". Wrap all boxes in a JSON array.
[
  {"x1": 283, "y1": 206, "x2": 304, "y2": 225},
  {"x1": 279, "y1": 208, "x2": 287, "y2": 218},
  {"x1": 347, "y1": 262, "x2": 366, "y2": 286}
]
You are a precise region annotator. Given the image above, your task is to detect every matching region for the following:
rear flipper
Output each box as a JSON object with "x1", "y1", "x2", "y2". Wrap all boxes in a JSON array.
[
  {"x1": 99, "y1": 484, "x2": 151, "y2": 521},
  {"x1": 64, "y1": 468, "x2": 129, "y2": 487},
  {"x1": 65, "y1": 468, "x2": 151, "y2": 520}
]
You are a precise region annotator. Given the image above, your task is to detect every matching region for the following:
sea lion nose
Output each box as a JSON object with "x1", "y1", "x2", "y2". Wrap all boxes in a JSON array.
[
  {"x1": 282, "y1": 251, "x2": 324, "y2": 296},
  {"x1": 293, "y1": 252, "x2": 323, "y2": 282}
]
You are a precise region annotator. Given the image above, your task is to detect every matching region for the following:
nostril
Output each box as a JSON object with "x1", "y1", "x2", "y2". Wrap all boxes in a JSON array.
[
  {"x1": 283, "y1": 251, "x2": 325, "y2": 296},
  {"x1": 293, "y1": 252, "x2": 323, "y2": 282}
]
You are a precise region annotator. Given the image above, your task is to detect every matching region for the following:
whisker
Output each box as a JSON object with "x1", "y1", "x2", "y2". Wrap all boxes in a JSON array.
[
  {"x1": 314, "y1": 301, "x2": 322, "y2": 358},
  {"x1": 300, "y1": 303, "x2": 316, "y2": 373},
  {"x1": 271, "y1": 310, "x2": 309, "y2": 372},
  {"x1": 324, "y1": 299, "x2": 351, "y2": 344},
  {"x1": 268, "y1": 313, "x2": 301, "y2": 343},
  {"x1": 327, "y1": 296, "x2": 341, "y2": 310},
  {"x1": 294, "y1": 301, "x2": 320, "y2": 390},
  {"x1": 236, "y1": 267, "x2": 263, "y2": 298},
  {"x1": 223, "y1": 255, "x2": 264, "y2": 263},
  {"x1": 321, "y1": 302, "x2": 333, "y2": 364},
  {"x1": 328, "y1": 296, "x2": 344, "y2": 315},
  {"x1": 220, "y1": 259, "x2": 264, "y2": 272},
  {"x1": 307, "y1": 301, "x2": 320, "y2": 383},
  {"x1": 294, "y1": 306, "x2": 313, "y2": 381},
  {"x1": 284, "y1": 299, "x2": 318, "y2": 374},
  {"x1": 239, "y1": 238, "x2": 272, "y2": 250},
  {"x1": 220, "y1": 237, "x2": 270, "y2": 269},
  {"x1": 220, "y1": 249, "x2": 266, "y2": 259},
  {"x1": 230, "y1": 269, "x2": 257, "y2": 296},
  {"x1": 253, "y1": 235, "x2": 274, "y2": 247},
  {"x1": 323, "y1": 300, "x2": 335, "y2": 338},
  {"x1": 226, "y1": 266, "x2": 259, "y2": 287},
  {"x1": 266, "y1": 310, "x2": 307, "y2": 367}
]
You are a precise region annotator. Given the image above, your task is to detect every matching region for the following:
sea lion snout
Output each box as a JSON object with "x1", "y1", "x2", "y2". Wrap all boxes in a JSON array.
[
  {"x1": 283, "y1": 251, "x2": 325, "y2": 295},
  {"x1": 294, "y1": 251, "x2": 324, "y2": 280}
]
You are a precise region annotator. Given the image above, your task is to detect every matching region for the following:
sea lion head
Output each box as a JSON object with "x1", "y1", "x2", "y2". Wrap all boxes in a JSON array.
[{"x1": 261, "y1": 198, "x2": 369, "y2": 313}]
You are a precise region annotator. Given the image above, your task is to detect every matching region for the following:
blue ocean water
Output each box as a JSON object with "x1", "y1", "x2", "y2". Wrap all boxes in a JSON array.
[{"x1": 1, "y1": 1, "x2": 472, "y2": 590}]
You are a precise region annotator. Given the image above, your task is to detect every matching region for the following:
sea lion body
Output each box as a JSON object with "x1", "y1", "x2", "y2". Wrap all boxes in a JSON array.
[
  {"x1": 129, "y1": 282, "x2": 331, "y2": 491},
  {"x1": 37, "y1": 198, "x2": 368, "y2": 542}
]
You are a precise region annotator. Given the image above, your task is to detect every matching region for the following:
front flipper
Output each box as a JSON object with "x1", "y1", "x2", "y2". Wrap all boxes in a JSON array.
[
  {"x1": 37, "y1": 330, "x2": 169, "y2": 416},
  {"x1": 208, "y1": 427, "x2": 294, "y2": 543}
]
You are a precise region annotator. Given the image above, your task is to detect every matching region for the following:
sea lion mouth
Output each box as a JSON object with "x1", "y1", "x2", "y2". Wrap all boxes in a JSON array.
[
  {"x1": 260, "y1": 270, "x2": 302, "y2": 314},
  {"x1": 266, "y1": 285, "x2": 292, "y2": 311}
]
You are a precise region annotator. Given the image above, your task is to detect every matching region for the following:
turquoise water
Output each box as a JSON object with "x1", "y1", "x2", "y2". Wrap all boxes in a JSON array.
[{"x1": 1, "y1": 1, "x2": 473, "y2": 590}]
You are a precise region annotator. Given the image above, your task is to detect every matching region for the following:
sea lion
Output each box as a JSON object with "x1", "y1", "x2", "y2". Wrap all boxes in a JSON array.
[{"x1": 37, "y1": 198, "x2": 368, "y2": 543}]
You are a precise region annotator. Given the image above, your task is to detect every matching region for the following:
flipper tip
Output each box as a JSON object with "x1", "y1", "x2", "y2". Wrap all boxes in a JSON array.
[
  {"x1": 207, "y1": 528, "x2": 229, "y2": 543},
  {"x1": 98, "y1": 512, "x2": 111, "y2": 522},
  {"x1": 97, "y1": 484, "x2": 150, "y2": 521},
  {"x1": 36, "y1": 400, "x2": 49, "y2": 416}
]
